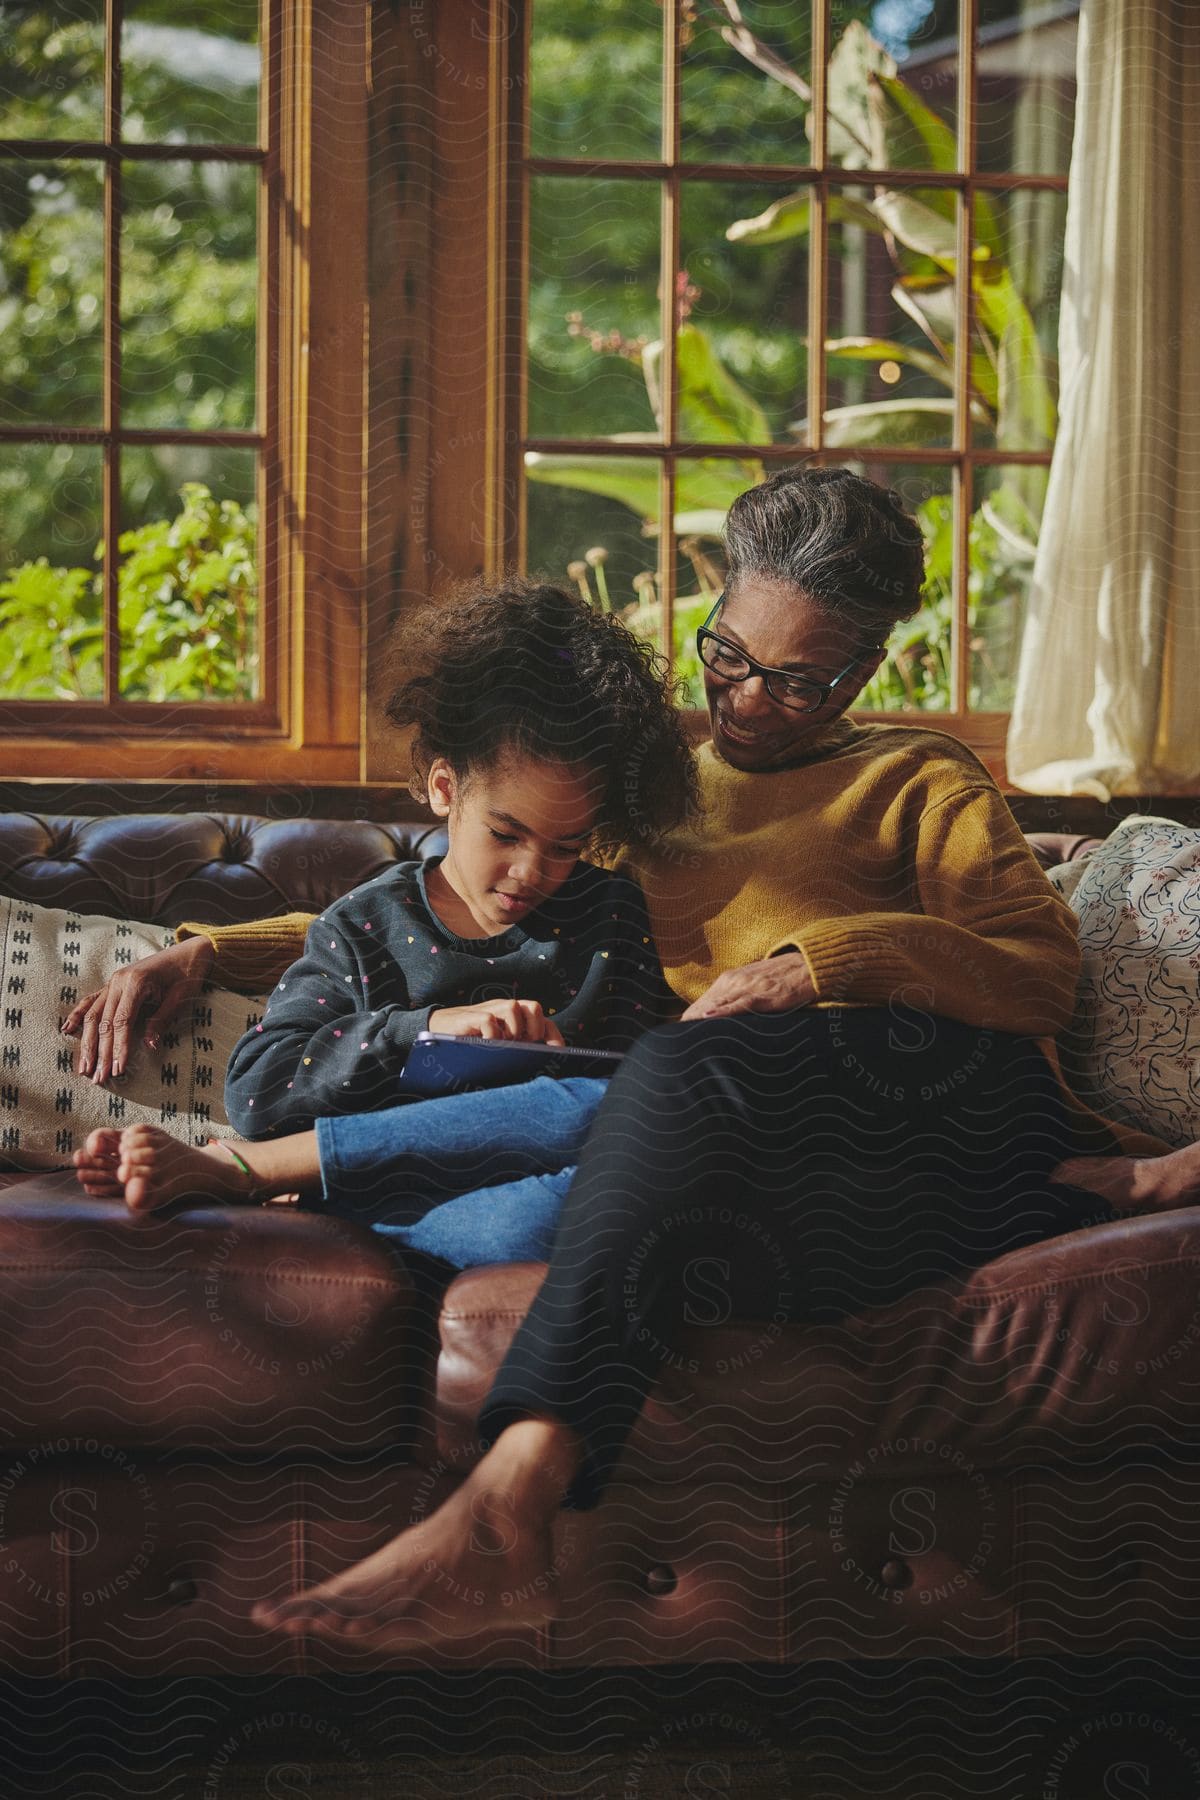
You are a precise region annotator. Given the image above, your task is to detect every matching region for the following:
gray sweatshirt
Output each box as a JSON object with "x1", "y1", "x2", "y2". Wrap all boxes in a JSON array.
[{"x1": 224, "y1": 857, "x2": 675, "y2": 1137}]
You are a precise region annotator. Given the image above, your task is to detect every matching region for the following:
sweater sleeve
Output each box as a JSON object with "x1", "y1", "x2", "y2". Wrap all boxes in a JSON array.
[
  {"x1": 775, "y1": 783, "x2": 1083, "y2": 1038},
  {"x1": 222, "y1": 909, "x2": 435, "y2": 1137},
  {"x1": 175, "y1": 913, "x2": 314, "y2": 995},
  {"x1": 597, "y1": 877, "x2": 681, "y2": 1049}
]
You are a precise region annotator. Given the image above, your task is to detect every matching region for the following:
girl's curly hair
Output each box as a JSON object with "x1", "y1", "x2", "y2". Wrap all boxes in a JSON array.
[{"x1": 383, "y1": 577, "x2": 700, "y2": 855}]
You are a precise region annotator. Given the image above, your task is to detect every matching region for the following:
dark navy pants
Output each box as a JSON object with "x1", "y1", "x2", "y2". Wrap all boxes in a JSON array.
[{"x1": 478, "y1": 1008, "x2": 1106, "y2": 1508}]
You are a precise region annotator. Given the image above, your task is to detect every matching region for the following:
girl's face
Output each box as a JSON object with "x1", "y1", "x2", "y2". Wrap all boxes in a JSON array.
[
  {"x1": 704, "y1": 576, "x2": 885, "y2": 773},
  {"x1": 425, "y1": 750, "x2": 604, "y2": 938}
]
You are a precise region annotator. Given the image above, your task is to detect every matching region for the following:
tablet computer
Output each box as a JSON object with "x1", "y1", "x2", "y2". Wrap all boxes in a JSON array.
[{"x1": 397, "y1": 1031, "x2": 624, "y2": 1097}]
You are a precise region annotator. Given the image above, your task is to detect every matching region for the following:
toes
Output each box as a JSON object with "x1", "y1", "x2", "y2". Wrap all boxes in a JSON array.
[{"x1": 123, "y1": 1172, "x2": 160, "y2": 1213}]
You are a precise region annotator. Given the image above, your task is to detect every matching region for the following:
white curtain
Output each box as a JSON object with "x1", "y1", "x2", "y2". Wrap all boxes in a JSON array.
[{"x1": 1006, "y1": 0, "x2": 1200, "y2": 798}]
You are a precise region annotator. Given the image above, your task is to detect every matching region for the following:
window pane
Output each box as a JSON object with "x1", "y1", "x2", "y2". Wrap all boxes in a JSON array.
[
  {"x1": 0, "y1": 158, "x2": 104, "y2": 426},
  {"x1": 824, "y1": 184, "x2": 958, "y2": 451},
  {"x1": 527, "y1": 175, "x2": 660, "y2": 440},
  {"x1": 671, "y1": 460, "x2": 750, "y2": 708},
  {"x1": 968, "y1": 463, "x2": 1046, "y2": 712},
  {"x1": 525, "y1": 452, "x2": 663, "y2": 648},
  {"x1": 119, "y1": 445, "x2": 258, "y2": 701},
  {"x1": 121, "y1": 0, "x2": 260, "y2": 148},
  {"x1": 0, "y1": 2, "x2": 105, "y2": 141},
  {"x1": 120, "y1": 159, "x2": 257, "y2": 429},
  {"x1": 680, "y1": 183, "x2": 808, "y2": 446},
  {"x1": 0, "y1": 442, "x2": 103, "y2": 700},
  {"x1": 973, "y1": 187, "x2": 1065, "y2": 452},
  {"x1": 529, "y1": 0, "x2": 661, "y2": 162},
  {"x1": 854, "y1": 3, "x2": 958, "y2": 171},
  {"x1": 848, "y1": 462, "x2": 954, "y2": 714},
  {"x1": 681, "y1": 2, "x2": 811, "y2": 167},
  {"x1": 977, "y1": 3, "x2": 1077, "y2": 176}
]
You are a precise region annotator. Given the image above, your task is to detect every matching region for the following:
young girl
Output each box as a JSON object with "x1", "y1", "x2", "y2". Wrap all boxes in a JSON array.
[{"x1": 73, "y1": 579, "x2": 697, "y2": 1264}]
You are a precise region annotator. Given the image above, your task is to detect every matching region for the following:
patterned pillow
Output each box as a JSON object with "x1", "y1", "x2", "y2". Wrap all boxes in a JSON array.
[
  {"x1": 0, "y1": 895, "x2": 264, "y2": 1169},
  {"x1": 1049, "y1": 817, "x2": 1200, "y2": 1147}
]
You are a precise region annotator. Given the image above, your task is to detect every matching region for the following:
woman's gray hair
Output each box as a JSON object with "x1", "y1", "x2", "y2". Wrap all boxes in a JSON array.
[{"x1": 723, "y1": 466, "x2": 926, "y2": 642}]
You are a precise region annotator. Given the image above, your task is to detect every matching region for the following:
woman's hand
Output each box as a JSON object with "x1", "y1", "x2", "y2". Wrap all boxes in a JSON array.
[
  {"x1": 61, "y1": 935, "x2": 216, "y2": 1084},
  {"x1": 680, "y1": 952, "x2": 816, "y2": 1021},
  {"x1": 428, "y1": 999, "x2": 567, "y2": 1046}
]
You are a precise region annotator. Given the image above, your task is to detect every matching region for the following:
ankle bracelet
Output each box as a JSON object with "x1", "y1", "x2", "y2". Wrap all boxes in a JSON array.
[{"x1": 212, "y1": 1140, "x2": 299, "y2": 1206}]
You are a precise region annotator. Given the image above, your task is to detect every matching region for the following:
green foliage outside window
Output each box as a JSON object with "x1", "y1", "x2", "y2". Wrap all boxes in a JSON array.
[
  {"x1": 0, "y1": 483, "x2": 257, "y2": 701},
  {"x1": 527, "y1": 4, "x2": 1063, "y2": 714},
  {"x1": 0, "y1": 2, "x2": 260, "y2": 703}
]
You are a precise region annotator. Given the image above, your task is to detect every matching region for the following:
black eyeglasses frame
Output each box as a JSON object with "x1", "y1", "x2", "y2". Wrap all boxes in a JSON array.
[{"x1": 695, "y1": 596, "x2": 883, "y2": 714}]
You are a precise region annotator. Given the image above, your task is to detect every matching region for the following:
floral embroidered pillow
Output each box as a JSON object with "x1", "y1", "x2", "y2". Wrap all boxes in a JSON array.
[{"x1": 1049, "y1": 817, "x2": 1200, "y2": 1147}]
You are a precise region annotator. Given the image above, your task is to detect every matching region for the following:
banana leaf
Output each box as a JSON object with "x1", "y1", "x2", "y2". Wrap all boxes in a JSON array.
[
  {"x1": 642, "y1": 324, "x2": 772, "y2": 446},
  {"x1": 826, "y1": 334, "x2": 953, "y2": 389},
  {"x1": 826, "y1": 20, "x2": 895, "y2": 169},
  {"x1": 980, "y1": 480, "x2": 1043, "y2": 560},
  {"x1": 726, "y1": 189, "x2": 880, "y2": 247},
  {"x1": 523, "y1": 451, "x2": 760, "y2": 525},
  {"x1": 976, "y1": 265, "x2": 1056, "y2": 450},
  {"x1": 792, "y1": 395, "x2": 989, "y2": 447},
  {"x1": 873, "y1": 73, "x2": 1002, "y2": 260},
  {"x1": 871, "y1": 188, "x2": 958, "y2": 270}
]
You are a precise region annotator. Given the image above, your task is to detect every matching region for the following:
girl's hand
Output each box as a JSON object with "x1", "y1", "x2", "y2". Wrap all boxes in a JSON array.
[
  {"x1": 428, "y1": 1000, "x2": 567, "y2": 1047},
  {"x1": 61, "y1": 935, "x2": 216, "y2": 1084},
  {"x1": 680, "y1": 953, "x2": 816, "y2": 1020}
]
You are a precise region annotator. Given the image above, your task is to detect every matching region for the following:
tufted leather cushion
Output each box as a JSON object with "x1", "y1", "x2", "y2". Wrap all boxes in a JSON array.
[
  {"x1": 1025, "y1": 832, "x2": 1105, "y2": 871},
  {"x1": 0, "y1": 811, "x2": 1073, "y2": 924},
  {"x1": 432, "y1": 1210, "x2": 1200, "y2": 1487},
  {"x1": 0, "y1": 1172, "x2": 427, "y2": 1452},
  {"x1": 0, "y1": 813, "x2": 449, "y2": 926}
]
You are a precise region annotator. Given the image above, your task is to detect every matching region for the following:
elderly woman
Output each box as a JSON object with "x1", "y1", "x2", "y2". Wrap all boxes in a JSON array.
[{"x1": 65, "y1": 467, "x2": 1185, "y2": 1647}]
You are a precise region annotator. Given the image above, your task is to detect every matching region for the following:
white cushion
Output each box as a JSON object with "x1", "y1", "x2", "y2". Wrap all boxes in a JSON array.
[
  {"x1": 1050, "y1": 817, "x2": 1200, "y2": 1148},
  {"x1": 0, "y1": 896, "x2": 263, "y2": 1169}
]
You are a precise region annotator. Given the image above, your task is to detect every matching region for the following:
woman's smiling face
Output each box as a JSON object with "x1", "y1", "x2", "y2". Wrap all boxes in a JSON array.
[{"x1": 703, "y1": 577, "x2": 884, "y2": 773}]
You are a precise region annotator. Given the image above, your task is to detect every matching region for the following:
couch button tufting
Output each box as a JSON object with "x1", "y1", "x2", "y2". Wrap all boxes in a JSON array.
[
  {"x1": 643, "y1": 1564, "x2": 677, "y2": 1597},
  {"x1": 165, "y1": 1574, "x2": 198, "y2": 1606},
  {"x1": 878, "y1": 1559, "x2": 913, "y2": 1591}
]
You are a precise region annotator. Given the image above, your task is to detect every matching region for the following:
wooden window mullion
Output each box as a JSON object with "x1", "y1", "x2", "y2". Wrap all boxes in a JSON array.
[
  {"x1": 951, "y1": 0, "x2": 979, "y2": 714},
  {"x1": 659, "y1": 0, "x2": 682, "y2": 674},
  {"x1": 102, "y1": 0, "x2": 122, "y2": 708},
  {"x1": 808, "y1": 0, "x2": 829, "y2": 457}
]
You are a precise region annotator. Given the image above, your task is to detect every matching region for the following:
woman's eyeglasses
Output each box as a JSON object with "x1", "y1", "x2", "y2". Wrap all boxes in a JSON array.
[{"x1": 695, "y1": 596, "x2": 881, "y2": 714}]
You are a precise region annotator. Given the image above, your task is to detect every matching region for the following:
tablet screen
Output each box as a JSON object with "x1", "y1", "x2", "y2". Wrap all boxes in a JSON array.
[{"x1": 398, "y1": 1032, "x2": 624, "y2": 1097}]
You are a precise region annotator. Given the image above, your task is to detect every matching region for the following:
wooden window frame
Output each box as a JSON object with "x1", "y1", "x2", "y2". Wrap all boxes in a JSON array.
[
  {"x1": 0, "y1": 0, "x2": 367, "y2": 785},
  {"x1": 393, "y1": 0, "x2": 1070, "y2": 791}
]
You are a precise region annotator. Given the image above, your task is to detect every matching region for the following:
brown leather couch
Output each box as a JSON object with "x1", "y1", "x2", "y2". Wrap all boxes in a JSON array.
[{"x1": 0, "y1": 809, "x2": 1197, "y2": 1676}]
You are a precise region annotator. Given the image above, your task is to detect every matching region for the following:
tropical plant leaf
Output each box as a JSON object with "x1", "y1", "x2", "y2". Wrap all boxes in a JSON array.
[
  {"x1": 980, "y1": 481, "x2": 1042, "y2": 560},
  {"x1": 794, "y1": 395, "x2": 987, "y2": 447},
  {"x1": 642, "y1": 323, "x2": 772, "y2": 446},
  {"x1": 825, "y1": 334, "x2": 953, "y2": 389},
  {"x1": 891, "y1": 276, "x2": 956, "y2": 346},
  {"x1": 873, "y1": 73, "x2": 956, "y2": 173},
  {"x1": 975, "y1": 266, "x2": 1056, "y2": 450},
  {"x1": 524, "y1": 450, "x2": 760, "y2": 525},
  {"x1": 726, "y1": 189, "x2": 880, "y2": 247},
  {"x1": 871, "y1": 189, "x2": 957, "y2": 269},
  {"x1": 825, "y1": 20, "x2": 895, "y2": 169}
]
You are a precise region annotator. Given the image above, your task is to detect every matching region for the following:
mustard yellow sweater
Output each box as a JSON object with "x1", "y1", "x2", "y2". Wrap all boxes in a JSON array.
[{"x1": 180, "y1": 719, "x2": 1166, "y2": 1157}]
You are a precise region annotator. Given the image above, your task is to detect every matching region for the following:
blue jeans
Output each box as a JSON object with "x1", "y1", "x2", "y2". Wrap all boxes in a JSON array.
[{"x1": 312, "y1": 1075, "x2": 608, "y2": 1268}]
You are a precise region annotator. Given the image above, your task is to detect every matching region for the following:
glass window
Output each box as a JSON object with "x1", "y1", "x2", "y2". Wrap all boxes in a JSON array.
[
  {"x1": 519, "y1": 1, "x2": 1077, "y2": 719},
  {"x1": 0, "y1": 2, "x2": 266, "y2": 708}
]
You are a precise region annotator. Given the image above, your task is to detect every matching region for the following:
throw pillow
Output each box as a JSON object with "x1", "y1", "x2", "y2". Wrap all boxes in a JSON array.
[
  {"x1": 0, "y1": 896, "x2": 264, "y2": 1169},
  {"x1": 1050, "y1": 816, "x2": 1200, "y2": 1148}
]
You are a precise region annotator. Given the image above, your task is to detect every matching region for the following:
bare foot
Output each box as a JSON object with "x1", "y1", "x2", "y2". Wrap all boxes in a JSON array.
[
  {"x1": 251, "y1": 1418, "x2": 583, "y2": 1649},
  {"x1": 1053, "y1": 1139, "x2": 1200, "y2": 1214},
  {"x1": 73, "y1": 1128, "x2": 124, "y2": 1199},
  {"x1": 74, "y1": 1124, "x2": 254, "y2": 1213}
]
